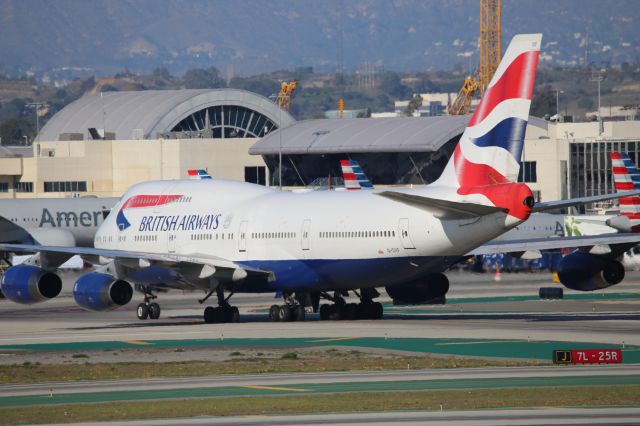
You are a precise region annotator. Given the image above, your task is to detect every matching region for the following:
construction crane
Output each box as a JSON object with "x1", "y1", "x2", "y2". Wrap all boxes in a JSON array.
[
  {"x1": 275, "y1": 80, "x2": 298, "y2": 111},
  {"x1": 448, "y1": 0, "x2": 501, "y2": 115}
]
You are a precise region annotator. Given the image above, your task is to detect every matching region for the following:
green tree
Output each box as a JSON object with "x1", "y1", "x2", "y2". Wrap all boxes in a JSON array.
[
  {"x1": 183, "y1": 67, "x2": 225, "y2": 89},
  {"x1": 531, "y1": 87, "x2": 556, "y2": 118},
  {"x1": 0, "y1": 118, "x2": 34, "y2": 145},
  {"x1": 404, "y1": 94, "x2": 423, "y2": 116}
]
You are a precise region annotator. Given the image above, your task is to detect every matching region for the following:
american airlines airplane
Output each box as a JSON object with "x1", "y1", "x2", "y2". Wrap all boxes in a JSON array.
[
  {"x1": 0, "y1": 198, "x2": 117, "y2": 248},
  {"x1": 2, "y1": 34, "x2": 640, "y2": 324}
]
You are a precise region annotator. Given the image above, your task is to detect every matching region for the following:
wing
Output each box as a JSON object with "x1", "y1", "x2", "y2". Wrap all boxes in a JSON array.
[
  {"x1": 0, "y1": 243, "x2": 273, "y2": 283},
  {"x1": 468, "y1": 233, "x2": 640, "y2": 256}
]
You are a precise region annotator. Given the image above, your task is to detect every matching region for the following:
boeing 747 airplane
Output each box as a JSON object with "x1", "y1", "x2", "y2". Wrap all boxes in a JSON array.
[{"x1": 2, "y1": 34, "x2": 640, "y2": 323}]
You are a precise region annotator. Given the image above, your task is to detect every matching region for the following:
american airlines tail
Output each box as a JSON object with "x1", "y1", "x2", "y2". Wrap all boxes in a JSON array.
[
  {"x1": 611, "y1": 152, "x2": 640, "y2": 231},
  {"x1": 340, "y1": 160, "x2": 374, "y2": 190},
  {"x1": 430, "y1": 34, "x2": 541, "y2": 219}
]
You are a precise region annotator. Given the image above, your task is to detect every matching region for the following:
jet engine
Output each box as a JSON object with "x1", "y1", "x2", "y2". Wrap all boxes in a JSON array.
[
  {"x1": 385, "y1": 273, "x2": 449, "y2": 305},
  {"x1": 0, "y1": 264, "x2": 62, "y2": 304},
  {"x1": 73, "y1": 272, "x2": 133, "y2": 311},
  {"x1": 556, "y1": 252, "x2": 625, "y2": 291}
]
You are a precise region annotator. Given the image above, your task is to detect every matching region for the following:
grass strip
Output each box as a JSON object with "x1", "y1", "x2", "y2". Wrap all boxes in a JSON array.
[
  {"x1": 0, "y1": 351, "x2": 545, "y2": 384},
  {"x1": 1, "y1": 385, "x2": 638, "y2": 425}
]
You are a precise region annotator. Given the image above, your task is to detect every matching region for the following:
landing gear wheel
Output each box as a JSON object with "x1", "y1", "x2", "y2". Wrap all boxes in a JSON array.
[
  {"x1": 293, "y1": 305, "x2": 305, "y2": 322},
  {"x1": 319, "y1": 304, "x2": 330, "y2": 321},
  {"x1": 269, "y1": 305, "x2": 280, "y2": 322},
  {"x1": 372, "y1": 302, "x2": 383, "y2": 319},
  {"x1": 278, "y1": 305, "x2": 292, "y2": 322},
  {"x1": 137, "y1": 303, "x2": 149, "y2": 320},
  {"x1": 328, "y1": 304, "x2": 343, "y2": 321},
  {"x1": 344, "y1": 303, "x2": 358, "y2": 320},
  {"x1": 148, "y1": 302, "x2": 161, "y2": 320},
  {"x1": 226, "y1": 306, "x2": 240, "y2": 323},
  {"x1": 204, "y1": 306, "x2": 216, "y2": 323}
]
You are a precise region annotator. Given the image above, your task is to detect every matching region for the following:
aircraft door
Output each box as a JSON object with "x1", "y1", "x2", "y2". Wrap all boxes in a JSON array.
[
  {"x1": 398, "y1": 218, "x2": 415, "y2": 249},
  {"x1": 167, "y1": 233, "x2": 177, "y2": 253},
  {"x1": 301, "y1": 219, "x2": 311, "y2": 251},
  {"x1": 238, "y1": 220, "x2": 248, "y2": 252}
]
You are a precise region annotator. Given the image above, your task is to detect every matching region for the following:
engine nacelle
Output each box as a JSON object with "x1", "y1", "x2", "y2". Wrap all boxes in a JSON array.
[
  {"x1": 557, "y1": 252, "x2": 625, "y2": 291},
  {"x1": 386, "y1": 273, "x2": 449, "y2": 305},
  {"x1": 0, "y1": 264, "x2": 62, "y2": 304},
  {"x1": 73, "y1": 272, "x2": 133, "y2": 311}
]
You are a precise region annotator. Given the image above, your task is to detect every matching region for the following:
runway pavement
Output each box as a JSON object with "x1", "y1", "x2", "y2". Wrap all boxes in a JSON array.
[
  {"x1": 2, "y1": 365, "x2": 638, "y2": 399},
  {"x1": 1, "y1": 271, "x2": 638, "y2": 347},
  {"x1": 53, "y1": 408, "x2": 640, "y2": 426},
  {"x1": 2, "y1": 365, "x2": 639, "y2": 409}
]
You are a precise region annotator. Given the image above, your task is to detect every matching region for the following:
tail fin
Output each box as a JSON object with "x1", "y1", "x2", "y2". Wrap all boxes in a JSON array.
[
  {"x1": 434, "y1": 34, "x2": 542, "y2": 190},
  {"x1": 340, "y1": 160, "x2": 374, "y2": 190},
  {"x1": 187, "y1": 169, "x2": 212, "y2": 180},
  {"x1": 611, "y1": 152, "x2": 640, "y2": 219}
]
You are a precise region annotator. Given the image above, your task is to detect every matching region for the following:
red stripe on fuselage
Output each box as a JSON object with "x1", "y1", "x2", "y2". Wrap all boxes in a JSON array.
[
  {"x1": 611, "y1": 153, "x2": 622, "y2": 160},
  {"x1": 468, "y1": 51, "x2": 540, "y2": 127},
  {"x1": 122, "y1": 194, "x2": 182, "y2": 210},
  {"x1": 613, "y1": 167, "x2": 629, "y2": 174}
]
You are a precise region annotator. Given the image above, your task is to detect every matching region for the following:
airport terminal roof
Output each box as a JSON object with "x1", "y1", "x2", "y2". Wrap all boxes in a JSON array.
[
  {"x1": 250, "y1": 115, "x2": 548, "y2": 155},
  {"x1": 38, "y1": 89, "x2": 296, "y2": 141}
]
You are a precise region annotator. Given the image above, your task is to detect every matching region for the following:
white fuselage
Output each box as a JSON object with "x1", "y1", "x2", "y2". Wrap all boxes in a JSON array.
[{"x1": 95, "y1": 179, "x2": 522, "y2": 291}]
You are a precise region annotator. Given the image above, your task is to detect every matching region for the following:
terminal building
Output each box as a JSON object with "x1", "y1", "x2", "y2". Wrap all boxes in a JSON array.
[
  {"x1": 0, "y1": 89, "x2": 294, "y2": 198},
  {"x1": 1, "y1": 87, "x2": 640, "y2": 211}
]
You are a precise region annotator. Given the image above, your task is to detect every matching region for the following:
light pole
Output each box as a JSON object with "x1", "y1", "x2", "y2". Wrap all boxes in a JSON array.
[
  {"x1": 554, "y1": 89, "x2": 564, "y2": 121},
  {"x1": 26, "y1": 102, "x2": 49, "y2": 143},
  {"x1": 590, "y1": 71, "x2": 604, "y2": 135}
]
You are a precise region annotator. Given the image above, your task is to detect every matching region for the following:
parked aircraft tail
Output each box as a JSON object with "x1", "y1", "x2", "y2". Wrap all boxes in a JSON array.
[
  {"x1": 610, "y1": 152, "x2": 640, "y2": 231},
  {"x1": 187, "y1": 169, "x2": 212, "y2": 180},
  {"x1": 340, "y1": 160, "x2": 374, "y2": 190}
]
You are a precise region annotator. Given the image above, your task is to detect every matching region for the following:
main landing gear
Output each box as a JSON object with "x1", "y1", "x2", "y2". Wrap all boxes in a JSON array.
[
  {"x1": 267, "y1": 289, "x2": 383, "y2": 322},
  {"x1": 201, "y1": 286, "x2": 240, "y2": 324},
  {"x1": 136, "y1": 286, "x2": 161, "y2": 320},
  {"x1": 318, "y1": 289, "x2": 383, "y2": 321},
  {"x1": 269, "y1": 293, "x2": 306, "y2": 322}
]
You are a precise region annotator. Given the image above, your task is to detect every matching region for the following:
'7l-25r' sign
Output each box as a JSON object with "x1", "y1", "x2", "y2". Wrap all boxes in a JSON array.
[{"x1": 553, "y1": 349, "x2": 622, "y2": 364}]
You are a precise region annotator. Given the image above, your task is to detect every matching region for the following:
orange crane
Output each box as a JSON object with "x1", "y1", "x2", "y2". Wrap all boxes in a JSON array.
[
  {"x1": 448, "y1": 0, "x2": 501, "y2": 115},
  {"x1": 275, "y1": 80, "x2": 298, "y2": 111}
]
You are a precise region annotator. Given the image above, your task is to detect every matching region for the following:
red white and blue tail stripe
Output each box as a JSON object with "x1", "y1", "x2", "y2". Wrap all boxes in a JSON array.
[
  {"x1": 611, "y1": 152, "x2": 640, "y2": 220},
  {"x1": 435, "y1": 34, "x2": 541, "y2": 193},
  {"x1": 340, "y1": 160, "x2": 374, "y2": 190},
  {"x1": 187, "y1": 169, "x2": 212, "y2": 180}
]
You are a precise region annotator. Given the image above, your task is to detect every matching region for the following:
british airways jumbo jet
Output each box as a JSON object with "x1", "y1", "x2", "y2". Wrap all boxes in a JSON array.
[{"x1": 2, "y1": 34, "x2": 640, "y2": 323}]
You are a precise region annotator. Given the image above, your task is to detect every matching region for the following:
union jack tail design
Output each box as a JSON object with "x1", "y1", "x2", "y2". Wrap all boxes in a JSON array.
[
  {"x1": 611, "y1": 152, "x2": 640, "y2": 220},
  {"x1": 340, "y1": 160, "x2": 374, "y2": 190},
  {"x1": 187, "y1": 169, "x2": 212, "y2": 179},
  {"x1": 433, "y1": 34, "x2": 542, "y2": 219}
]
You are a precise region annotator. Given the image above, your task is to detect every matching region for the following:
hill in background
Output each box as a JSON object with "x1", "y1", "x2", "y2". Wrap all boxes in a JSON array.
[{"x1": 1, "y1": 0, "x2": 639, "y2": 79}]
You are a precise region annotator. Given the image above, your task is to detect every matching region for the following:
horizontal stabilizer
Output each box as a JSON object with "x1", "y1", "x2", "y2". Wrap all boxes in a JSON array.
[
  {"x1": 532, "y1": 190, "x2": 640, "y2": 212},
  {"x1": 377, "y1": 191, "x2": 505, "y2": 219},
  {"x1": 468, "y1": 233, "x2": 640, "y2": 256}
]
